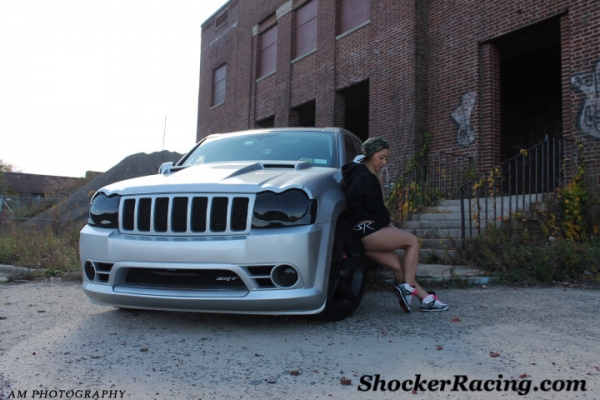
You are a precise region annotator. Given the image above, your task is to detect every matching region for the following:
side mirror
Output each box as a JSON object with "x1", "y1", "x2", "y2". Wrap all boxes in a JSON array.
[{"x1": 158, "y1": 162, "x2": 174, "y2": 175}]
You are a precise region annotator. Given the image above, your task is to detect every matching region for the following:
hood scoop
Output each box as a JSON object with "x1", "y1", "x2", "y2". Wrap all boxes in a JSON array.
[
  {"x1": 263, "y1": 161, "x2": 312, "y2": 170},
  {"x1": 222, "y1": 161, "x2": 313, "y2": 180}
]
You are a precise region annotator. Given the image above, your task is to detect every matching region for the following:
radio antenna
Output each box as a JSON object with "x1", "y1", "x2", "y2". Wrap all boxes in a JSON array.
[{"x1": 160, "y1": 115, "x2": 167, "y2": 165}]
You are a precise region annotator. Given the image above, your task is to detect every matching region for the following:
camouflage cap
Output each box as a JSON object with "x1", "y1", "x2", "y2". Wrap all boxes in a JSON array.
[{"x1": 360, "y1": 137, "x2": 389, "y2": 159}]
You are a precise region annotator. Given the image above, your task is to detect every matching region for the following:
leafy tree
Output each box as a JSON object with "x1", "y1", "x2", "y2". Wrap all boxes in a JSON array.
[{"x1": 0, "y1": 159, "x2": 19, "y2": 173}]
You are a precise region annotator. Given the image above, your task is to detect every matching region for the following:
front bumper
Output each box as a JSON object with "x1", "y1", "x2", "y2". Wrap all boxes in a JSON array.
[{"x1": 79, "y1": 223, "x2": 334, "y2": 315}]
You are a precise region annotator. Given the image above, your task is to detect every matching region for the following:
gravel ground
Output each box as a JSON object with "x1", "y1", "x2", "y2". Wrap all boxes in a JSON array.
[{"x1": 1, "y1": 280, "x2": 599, "y2": 399}]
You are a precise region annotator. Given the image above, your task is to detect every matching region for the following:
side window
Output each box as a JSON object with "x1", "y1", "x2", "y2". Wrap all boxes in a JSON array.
[
  {"x1": 344, "y1": 135, "x2": 358, "y2": 164},
  {"x1": 352, "y1": 138, "x2": 363, "y2": 155}
]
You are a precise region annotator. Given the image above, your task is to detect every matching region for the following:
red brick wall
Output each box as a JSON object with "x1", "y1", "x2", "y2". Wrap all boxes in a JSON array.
[{"x1": 198, "y1": 0, "x2": 600, "y2": 191}]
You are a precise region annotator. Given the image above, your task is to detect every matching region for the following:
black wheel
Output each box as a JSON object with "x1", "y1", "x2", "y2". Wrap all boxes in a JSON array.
[{"x1": 318, "y1": 220, "x2": 367, "y2": 321}]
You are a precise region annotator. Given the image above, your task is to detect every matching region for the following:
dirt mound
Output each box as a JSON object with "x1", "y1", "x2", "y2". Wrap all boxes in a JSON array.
[{"x1": 40, "y1": 150, "x2": 182, "y2": 225}]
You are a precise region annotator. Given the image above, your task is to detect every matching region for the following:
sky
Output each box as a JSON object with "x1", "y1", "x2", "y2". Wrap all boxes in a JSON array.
[{"x1": 0, "y1": 0, "x2": 229, "y2": 177}]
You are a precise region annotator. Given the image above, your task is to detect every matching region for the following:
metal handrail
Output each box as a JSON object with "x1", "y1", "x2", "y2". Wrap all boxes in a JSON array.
[
  {"x1": 387, "y1": 151, "x2": 474, "y2": 224},
  {"x1": 459, "y1": 134, "x2": 580, "y2": 244}
]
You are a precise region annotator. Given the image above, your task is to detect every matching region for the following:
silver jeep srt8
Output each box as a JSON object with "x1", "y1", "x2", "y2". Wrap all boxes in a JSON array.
[{"x1": 80, "y1": 127, "x2": 367, "y2": 321}]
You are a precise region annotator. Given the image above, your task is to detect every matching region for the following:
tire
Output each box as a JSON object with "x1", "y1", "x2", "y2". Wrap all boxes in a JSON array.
[{"x1": 317, "y1": 220, "x2": 367, "y2": 321}]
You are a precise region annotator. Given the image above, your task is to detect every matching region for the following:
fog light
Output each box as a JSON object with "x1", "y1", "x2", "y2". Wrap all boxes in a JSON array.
[
  {"x1": 272, "y1": 264, "x2": 298, "y2": 288},
  {"x1": 84, "y1": 261, "x2": 96, "y2": 281}
]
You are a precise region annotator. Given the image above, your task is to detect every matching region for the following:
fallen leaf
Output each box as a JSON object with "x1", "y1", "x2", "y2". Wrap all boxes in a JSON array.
[
  {"x1": 340, "y1": 378, "x2": 352, "y2": 385},
  {"x1": 412, "y1": 390, "x2": 418, "y2": 394},
  {"x1": 451, "y1": 318, "x2": 461, "y2": 322},
  {"x1": 519, "y1": 373, "x2": 528, "y2": 378},
  {"x1": 290, "y1": 370, "x2": 300, "y2": 376},
  {"x1": 437, "y1": 346, "x2": 443, "y2": 351},
  {"x1": 490, "y1": 352, "x2": 500, "y2": 358}
]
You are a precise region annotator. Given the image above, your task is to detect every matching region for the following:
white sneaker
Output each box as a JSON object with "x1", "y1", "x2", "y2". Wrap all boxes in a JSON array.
[
  {"x1": 394, "y1": 283, "x2": 416, "y2": 313},
  {"x1": 420, "y1": 294, "x2": 449, "y2": 312}
]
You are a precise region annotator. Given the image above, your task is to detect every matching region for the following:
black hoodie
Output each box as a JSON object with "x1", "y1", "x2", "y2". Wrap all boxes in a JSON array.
[{"x1": 341, "y1": 162, "x2": 391, "y2": 227}]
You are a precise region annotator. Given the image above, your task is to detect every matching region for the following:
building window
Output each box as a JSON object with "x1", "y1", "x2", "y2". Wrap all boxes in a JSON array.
[
  {"x1": 295, "y1": 0, "x2": 318, "y2": 59},
  {"x1": 212, "y1": 64, "x2": 227, "y2": 106},
  {"x1": 340, "y1": 0, "x2": 370, "y2": 34},
  {"x1": 260, "y1": 25, "x2": 278, "y2": 77}
]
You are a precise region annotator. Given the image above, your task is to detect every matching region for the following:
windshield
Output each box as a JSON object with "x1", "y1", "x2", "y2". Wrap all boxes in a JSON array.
[{"x1": 181, "y1": 131, "x2": 338, "y2": 167}]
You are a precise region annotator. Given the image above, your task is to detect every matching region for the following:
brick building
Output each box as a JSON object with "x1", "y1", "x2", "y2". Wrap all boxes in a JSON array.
[
  {"x1": 1, "y1": 171, "x2": 102, "y2": 199},
  {"x1": 197, "y1": 0, "x2": 600, "y2": 197}
]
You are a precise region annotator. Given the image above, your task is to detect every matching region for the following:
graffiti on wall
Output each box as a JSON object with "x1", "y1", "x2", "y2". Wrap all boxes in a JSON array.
[
  {"x1": 571, "y1": 60, "x2": 600, "y2": 139},
  {"x1": 451, "y1": 91, "x2": 477, "y2": 146}
]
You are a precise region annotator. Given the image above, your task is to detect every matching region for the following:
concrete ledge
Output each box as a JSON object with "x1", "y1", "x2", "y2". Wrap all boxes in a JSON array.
[
  {"x1": 0, "y1": 264, "x2": 43, "y2": 282},
  {"x1": 373, "y1": 263, "x2": 491, "y2": 285}
]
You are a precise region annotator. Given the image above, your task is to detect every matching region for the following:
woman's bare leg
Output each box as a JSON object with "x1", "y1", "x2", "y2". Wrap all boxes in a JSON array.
[
  {"x1": 361, "y1": 227, "x2": 428, "y2": 299},
  {"x1": 365, "y1": 250, "x2": 428, "y2": 298}
]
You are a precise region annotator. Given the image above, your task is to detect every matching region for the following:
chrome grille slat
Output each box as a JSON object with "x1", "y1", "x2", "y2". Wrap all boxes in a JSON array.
[{"x1": 120, "y1": 194, "x2": 253, "y2": 236}]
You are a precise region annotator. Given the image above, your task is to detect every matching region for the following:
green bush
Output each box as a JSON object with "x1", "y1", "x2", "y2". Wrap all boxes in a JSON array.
[{"x1": 463, "y1": 225, "x2": 600, "y2": 284}]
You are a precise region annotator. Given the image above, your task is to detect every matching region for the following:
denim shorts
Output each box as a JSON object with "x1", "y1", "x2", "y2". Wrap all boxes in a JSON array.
[{"x1": 352, "y1": 221, "x2": 384, "y2": 239}]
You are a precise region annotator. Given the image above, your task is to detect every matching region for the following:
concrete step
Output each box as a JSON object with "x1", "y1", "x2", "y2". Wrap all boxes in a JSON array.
[
  {"x1": 435, "y1": 193, "x2": 548, "y2": 208},
  {"x1": 396, "y1": 248, "x2": 457, "y2": 263},
  {"x1": 408, "y1": 213, "x2": 462, "y2": 221},
  {"x1": 408, "y1": 211, "x2": 516, "y2": 221},
  {"x1": 401, "y1": 220, "x2": 497, "y2": 230},
  {"x1": 421, "y1": 238, "x2": 462, "y2": 250},
  {"x1": 372, "y1": 263, "x2": 490, "y2": 284},
  {"x1": 420, "y1": 248, "x2": 457, "y2": 263},
  {"x1": 403, "y1": 228, "x2": 478, "y2": 239},
  {"x1": 402, "y1": 220, "x2": 464, "y2": 229}
]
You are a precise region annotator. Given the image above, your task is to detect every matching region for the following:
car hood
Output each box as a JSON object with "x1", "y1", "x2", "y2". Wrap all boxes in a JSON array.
[{"x1": 99, "y1": 161, "x2": 337, "y2": 196}]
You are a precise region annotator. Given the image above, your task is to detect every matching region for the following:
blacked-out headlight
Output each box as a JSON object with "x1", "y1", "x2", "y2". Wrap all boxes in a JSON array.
[
  {"x1": 88, "y1": 192, "x2": 121, "y2": 228},
  {"x1": 252, "y1": 190, "x2": 317, "y2": 228}
]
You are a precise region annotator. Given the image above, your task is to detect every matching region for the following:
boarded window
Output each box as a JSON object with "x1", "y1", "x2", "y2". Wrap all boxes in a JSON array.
[
  {"x1": 260, "y1": 25, "x2": 278, "y2": 77},
  {"x1": 212, "y1": 64, "x2": 227, "y2": 106},
  {"x1": 340, "y1": 0, "x2": 370, "y2": 34},
  {"x1": 295, "y1": 0, "x2": 318, "y2": 59}
]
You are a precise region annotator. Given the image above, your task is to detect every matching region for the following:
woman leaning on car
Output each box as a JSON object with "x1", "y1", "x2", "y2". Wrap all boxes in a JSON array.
[{"x1": 341, "y1": 137, "x2": 449, "y2": 313}]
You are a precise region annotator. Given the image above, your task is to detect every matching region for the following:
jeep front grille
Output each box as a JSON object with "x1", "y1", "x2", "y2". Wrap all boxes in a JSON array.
[{"x1": 121, "y1": 194, "x2": 252, "y2": 236}]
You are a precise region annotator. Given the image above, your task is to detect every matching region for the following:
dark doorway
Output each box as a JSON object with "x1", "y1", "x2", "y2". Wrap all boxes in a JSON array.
[
  {"x1": 255, "y1": 116, "x2": 275, "y2": 129},
  {"x1": 496, "y1": 17, "x2": 562, "y2": 161},
  {"x1": 290, "y1": 100, "x2": 316, "y2": 127},
  {"x1": 340, "y1": 80, "x2": 369, "y2": 141}
]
